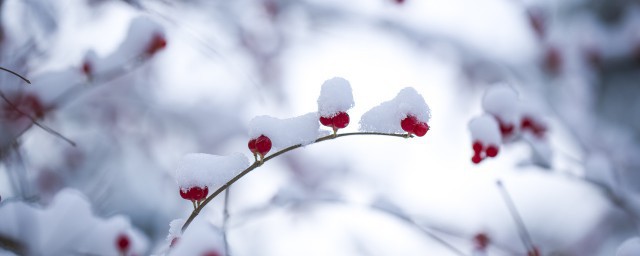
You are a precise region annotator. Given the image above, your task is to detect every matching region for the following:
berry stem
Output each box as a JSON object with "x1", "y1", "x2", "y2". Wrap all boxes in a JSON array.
[
  {"x1": 181, "y1": 132, "x2": 414, "y2": 232},
  {"x1": 192, "y1": 200, "x2": 197, "y2": 210},
  {"x1": 495, "y1": 180, "x2": 534, "y2": 252}
]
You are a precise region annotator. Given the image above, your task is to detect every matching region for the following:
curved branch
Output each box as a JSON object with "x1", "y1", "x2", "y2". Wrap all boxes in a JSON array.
[
  {"x1": 0, "y1": 67, "x2": 30, "y2": 84},
  {"x1": 181, "y1": 132, "x2": 412, "y2": 232}
]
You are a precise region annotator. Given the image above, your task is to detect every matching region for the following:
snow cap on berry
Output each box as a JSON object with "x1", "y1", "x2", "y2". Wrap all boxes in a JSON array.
[
  {"x1": 482, "y1": 83, "x2": 520, "y2": 126},
  {"x1": 176, "y1": 153, "x2": 249, "y2": 190},
  {"x1": 359, "y1": 87, "x2": 431, "y2": 133},
  {"x1": 169, "y1": 218, "x2": 226, "y2": 256},
  {"x1": 468, "y1": 115, "x2": 501, "y2": 146},
  {"x1": 249, "y1": 112, "x2": 322, "y2": 150},
  {"x1": 317, "y1": 77, "x2": 355, "y2": 117}
]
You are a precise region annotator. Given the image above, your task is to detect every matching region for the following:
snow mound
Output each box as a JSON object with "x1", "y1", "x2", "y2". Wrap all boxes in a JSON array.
[
  {"x1": 175, "y1": 153, "x2": 249, "y2": 190},
  {"x1": 359, "y1": 87, "x2": 431, "y2": 133},
  {"x1": 317, "y1": 77, "x2": 355, "y2": 117},
  {"x1": 249, "y1": 112, "x2": 321, "y2": 150}
]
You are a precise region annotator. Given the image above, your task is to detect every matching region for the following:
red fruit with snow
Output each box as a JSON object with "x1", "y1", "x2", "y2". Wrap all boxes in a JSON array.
[
  {"x1": 2, "y1": 93, "x2": 46, "y2": 120},
  {"x1": 248, "y1": 138, "x2": 257, "y2": 154},
  {"x1": 82, "y1": 61, "x2": 92, "y2": 76},
  {"x1": 180, "y1": 186, "x2": 209, "y2": 201},
  {"x1": 116, "y1": 234, "x2": 131, "y2": 254},
  {"x1": 170, "y1": 237, "x2": 179, "y2": 248},
  {"x1": 521, "y1": 116, "x2": 547, "y2": 138},
  {"x1": 400, "y1": 115, "x2": 429, "y2": 137},
  {"x1": 473, "y1": 233, "x2": 490, "y2": 250},
  {"x1": 319, "y1": 116, "x2": 333, "y2": 126},
  {"x1": 401, "y1": 115, "x2": 418, "y2": 133},
  {"x1": 255, "y1": 135, "x2": 272, "y2": 157},
  {"x1": 544, "y1": 45, "x2": 562, "y2": 75},
  {"x1": 332, "y1": 112, "x2": 350, "y2": 129}
]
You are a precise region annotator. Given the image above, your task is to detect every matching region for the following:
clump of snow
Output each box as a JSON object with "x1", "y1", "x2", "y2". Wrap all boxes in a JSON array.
[
  {"x1": 584, "y1": 153, "x2": 617, "y2": 194},
  {"x1": 27, "y1": 67, "x2": 86, "y2": 105},
  {"x1": 82, "y1": 16, "x2": 165, "y2": 74},
  {"x1": 359, "y1": 87, "x2": 431, "y2": 133},
  {"x1": 617, "y1": 237, "x2": 640, "y2": 256},
  {"x1": 468, "y1": 115, "x2": 501, "y2": 146},
  {"x1": 0, "y1": 189, "x2": 147, "y2": 255},
  {"x1": 175, "y1": 153, "x2": 249, "y2": 190},
  {"x1": 481, "y1": 83, "x2": 520, "y2": 125},
  {"x1": 249, "y1": 112, "x2": 321, "y2": 149},
  {"x1": 168, "y1": 219, "x2": 225, "y2": 256},
  {"x1": 317, "y1": 77, "x2": 355, "y2": 117},
  {"x1": 166, "y1": 218, "x2": 186, "y2": 242}
]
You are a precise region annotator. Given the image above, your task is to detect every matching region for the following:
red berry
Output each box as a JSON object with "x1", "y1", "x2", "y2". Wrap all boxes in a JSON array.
[
  {"x1": 498, "y1": 121, "x2": 515, "y2": 137},
  {"x1": 472, "y1": 141, "x2": 483, "y2": 153},
  {"x1": 319, "y1": 116, "x2": 333, "y2": 126},
  {"x1": 413, "y1": 122, "x2": 429, "y2": 137},
  {"x1": 521, "y1": 117, "x2": 534, "y2": 130},
  {"x1": 248, "y1": 138, "x2": 257, "y2": 154},
  {"x1": 82, "y1": 61, "x2": 92, "y2": 76},
  {"x1": 544, "y1": 46, "x2": 562, "y2": 75},
  {"x1": 332, "y1": 112, "x2": 350, "y2": 129},
  {"x1": 394, "y1": 0, "x2": 405, "y2": 4},
  {"x1": 401, "y1": 115, "x2": 418, "y2": 134},
  {"x1": 116, "y1": 234, "x2": 131, "y2": 253},
  {"x1": 485, "y1": 145, "x2": 499, "y2": 158},
  {"x1": 473, "y1": 233, "x2": 490, "y2": 250},
  {"x1": 202, "y1": 251, "x2": 221, "y2": 256},
  {"x1": 146, "y1": 33, "x2": 167, "y2": 56},
  {"x1": 255, "y1": 135, "x2": 272, "y2": 156},
  {"x1": 180, "y1": 188, "x2": 190, "y2": 200},
  {"x1": 170, "y1": 237, "x2": 179, "y2": 248},
  {"x1": 191, "y1": 186, "x2": 209, "y2": 201},
  {"x1": 471, "y1": 153, "x2": 483, "y2": 164}
]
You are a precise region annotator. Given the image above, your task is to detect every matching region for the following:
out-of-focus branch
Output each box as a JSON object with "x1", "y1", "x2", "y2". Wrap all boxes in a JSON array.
[
  {"x1": 0, "y1": 235, "x2": 26, "y2": 255},
  {"x1": 0, "y1": 92, "x2": 76, "y2": 147}
]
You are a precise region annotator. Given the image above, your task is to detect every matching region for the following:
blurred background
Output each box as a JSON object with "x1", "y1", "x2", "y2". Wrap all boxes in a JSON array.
[{"x1": 1, "y1": 0, "x2": 639, "y2": 255}]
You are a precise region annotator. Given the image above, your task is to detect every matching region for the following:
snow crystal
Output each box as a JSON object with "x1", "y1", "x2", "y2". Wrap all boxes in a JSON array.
[
  {"x1": 481, "y1": 84, "x2": 520, "y2": 125},
  {"x1": 617, "y1": 237, "x2": 640, "y2": 256},
  {"x1": 468, "y1": 115, "x2": 501, "y2": 146},
  {"x1": 169, "y1": 219, "x2": 225, "y2": 256},
  {"x1": 249, "y1": 112, "x2": 321, "y2": 150},
  {"x1": 359, "y1": 87, "x2": 431, "y2": 133},
  {"x1": 175, "y1": 153, "x2": 249, "y2": 190},
  {"x1": 317, "y1": 77, "x2": 355, "y2": 117}
]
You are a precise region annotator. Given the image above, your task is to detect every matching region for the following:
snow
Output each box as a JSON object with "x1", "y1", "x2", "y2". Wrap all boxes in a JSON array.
[
  {"x1": 584, "y1": 153, "x2": 617, "y2": 194},
  {"x1": 617, "y1": 237, "x2": 640, "y2": 256},
  {"x1": 317, "y1": 77, "x2": 355, "y2": 117},
  {"x1": 27, "y1": 67, "x2": 86, "y2": 105},
  {"x1": 168, "y1": 219, "x2": 225, "y2": 256},
  {"x1": 481, "y1": 83, "x2": 520, "y2": 126},
  {"x1": 0, "y1": 189, "x2": 147, "y2": 255},
  {"x1": 175, "y1": 153, "x2": 249, "y2": 190},
  {"x1": 359, "y1": 87, "x2": 431, "y2": 133},
  {"x1": 249, "y1": 112, "x2": 322, "y2": 150},
  {"x1": 468, "y1": 115, "x2": 501, "y2": 146},
  {"x1": 166, "y1": 218, "x2": 186, "y2": 242},
  {"x1": 83, "y1": 16, "x2": 165, "y2": 74}
]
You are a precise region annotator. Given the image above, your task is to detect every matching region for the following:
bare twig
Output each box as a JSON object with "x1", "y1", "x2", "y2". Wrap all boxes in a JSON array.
[
  {"x1": 0, "y1": 67, "x2": 30, "y2": 84},
  {"x1": 495, "y1": 180, "x2": 534, "y2": 252},
  {"x1": 0, "y1": 234, "x2": 26, "y2": 255},
  {"x1": 222, "y1": 187, "x2": 231, "y2": 256},
  {"x1": 181, "y1": 132, "x2": 413, "y2": 232},
  {"x1": 0, "y1": 92, "x2": 76, "y2": 146}
]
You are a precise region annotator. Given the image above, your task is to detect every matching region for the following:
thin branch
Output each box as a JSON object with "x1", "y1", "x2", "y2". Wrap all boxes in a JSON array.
[
  {"x1": 0, "y1": 92, "x2": 76, "y2": 147},
  {"x1": 222, "y1": 187, "x2": 231, "y2": 256},
  {"x1": 0, "y1": 234, "x2": 26, "y2": 255},
  {"x1": 0, "y1": 67, "x2": 31, "y2": 84},
  {"x1": 495, "y1": 180, "x2": 534, "y2": 252},
  {"x1": 181, "y1": 132, "x2": 412, "y2": 232}
]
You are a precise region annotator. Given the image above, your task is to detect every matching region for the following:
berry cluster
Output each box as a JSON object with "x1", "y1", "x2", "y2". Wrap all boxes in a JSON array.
[
  {"x1": 248, "y1": 135, "x2": 272, "y2": 162},
  {"x1": 319, "y1": 111, "x2": 350, "y2": 135},
  {"x1": 520, "y1": 116, "x2": 547, "y2": 138},
  {"x1": 400, "y1": 114, "x2": 429, "y2": 137},
  {"x1": 180, "y1": 186, "x2": 209, "y2": 209},
  {"x1": 471, "y1": 140, "x2": 499, "y2": 164},
  {"x1": 473, "y1": 233, "x2": 490, "y2": 251}
]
